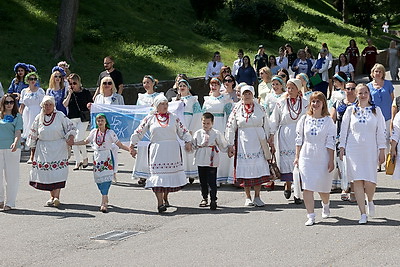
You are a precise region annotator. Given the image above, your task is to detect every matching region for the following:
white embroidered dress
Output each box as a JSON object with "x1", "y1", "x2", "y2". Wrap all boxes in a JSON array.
[
  {"x1": 130, "y1": 113, "x2": 192, "y2": 189},
  {"x1": 172, "y1": 95, "x2": 202, "y2": 178},
  {"x1": 226, "y1": 102, "x2": 271, "y2": 178},
  {"x1": 20, "y1": 88, "x2": 45, "y2": 139},
  {"x1": 270, "y1": 96, "x2": 308, "y2": 174},
  {"x1": 339, "y1": 106, "x2": 386, "y2": 183},
  {"x1": 27, "y1": 111, "x2": 76, "y2": 187},
  {"x1": 295, "y1": 115, "x2": 336, "y2": 192},
  {"x1": 132, "y1": 92, "x2": 163, "y2": 179},
  {"x1": 86, "y1": 128, "x2": 119, "y2": 184},
  {"x1": 202, "y1": 94, "x2": 234, "y2": 183}
]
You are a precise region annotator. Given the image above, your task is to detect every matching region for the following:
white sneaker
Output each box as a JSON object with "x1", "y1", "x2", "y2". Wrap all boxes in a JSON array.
[
  {"x1": 367, "y1": 201, "x2": 375, "y2": 217},
  {"x1": 321, "y1": 201, "x2": 330, "y2": 219},
  {"x1": 359, "y1": 214, "x2": 368, "y2": 224},
  {"x1": 46, "y1": 198, "x2": 54, "y2": 206},
  {"x1": 244, "y1": 198, "x2": 254, "y2": 207},
  {"x1": 253, "y1": 197, "x2": 265, "y2": 207},
  {"x1": 305, "y1": 213, "x2": 315, "y2": 226}
]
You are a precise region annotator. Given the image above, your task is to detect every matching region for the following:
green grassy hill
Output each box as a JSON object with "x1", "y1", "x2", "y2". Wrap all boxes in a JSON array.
[{"x1": 0, "y1": 0, "x2": 391, "y2": 90}]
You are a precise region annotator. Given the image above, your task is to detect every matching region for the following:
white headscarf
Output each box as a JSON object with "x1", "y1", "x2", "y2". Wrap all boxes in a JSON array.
[{"x1": 153, "y1": 94, "x2": 168, "y2": 108}]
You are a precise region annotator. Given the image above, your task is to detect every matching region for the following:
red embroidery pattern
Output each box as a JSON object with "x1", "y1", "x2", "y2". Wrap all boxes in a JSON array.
[{"x1": 32, "y1": 159, "x2": 69, "y2": 170}]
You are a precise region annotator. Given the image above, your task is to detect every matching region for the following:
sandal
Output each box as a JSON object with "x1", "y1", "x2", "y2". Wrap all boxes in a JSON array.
[
  {"x1": 158, "y1": 204, "x2": 167, "y2": 213},
  {"x1": 199, "y1": 199, "x2": 208, "y2": 207},
  {"x1": 341, "y1": 193, "x2": 349, "y2": 201}
]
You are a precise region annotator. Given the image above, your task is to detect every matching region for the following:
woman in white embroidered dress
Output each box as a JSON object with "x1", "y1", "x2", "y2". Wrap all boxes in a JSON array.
[
  {"x1": 19, "y1": 72, "x2": 45, "y2": 162},
  {"x1": 133, "y1": 75, "x2": 163, "y2": 185},
  {"x1": 269, "y1": 78, "x2": 308, "y2": 204},
  {"x1": 202, "y1": 78, "x2": 233, "y2": 185},
  {"x1": 339, "y1": 84, "x2": 386, "y2": 224},
  {"x1": 130, "y1": 95, "x2": 192, "y2": 213},
  {"x1": 226, "y1": 85, "x2": 272, "y2": 207},
  {"x1": 27, "y1": 96, "x2": 76, "y2": 207},
  {"x1": 296, "y1": 73, "x2": 313, "y2": 102},
  {"x1": 265, "y1": 75, "x2": 286, "y2": 116},
  {"x1": 172, "y1": 79, "x2": 202, "y2": 183},
  {"x1": 294, "y1": 92, "x2": 336, "y2": 226}
]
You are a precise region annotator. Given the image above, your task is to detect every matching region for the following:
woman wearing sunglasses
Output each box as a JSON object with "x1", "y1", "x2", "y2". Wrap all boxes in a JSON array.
[
  {"x1": 0, "y1": 94, "x2": 23, "y2": 211},
  {"x1": 63, "y1": 73, "x2": 93, "y2": 170},
  {"x1": 46, "y1": 67, "x2": 68, "y2": 115},
  {"x1": 19, "y1": 72, "x2": 45, "y2": 161},
  {"x1": 222, "y1": 74, "x2": 238, "y2": 102}
]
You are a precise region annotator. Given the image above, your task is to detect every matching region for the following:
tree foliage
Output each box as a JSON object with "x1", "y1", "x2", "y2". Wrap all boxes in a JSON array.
[{"x1": 190, "y1": 0, "x2": 225, "y2": 20}]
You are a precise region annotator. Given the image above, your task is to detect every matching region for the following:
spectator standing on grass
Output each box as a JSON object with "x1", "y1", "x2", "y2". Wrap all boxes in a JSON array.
[
  {"x1": 311, "y1": 49, "x2": 330, "y2": 98},
  {"x1": 382, "y1": 22, "x2": 389, "y2": 33},
  {"x1": 335, "y1": 53, "x2": 355, "y2": 81},
  {"x1": 93, "y1": 56, "x2": 124, "y2": 99},
  {"x1": 285, "y1": 44, "x2": 297, "y2": 76},
  {"x1": 276, "y1": 46, "x2": 289, "y2": 70},
  {"x1": 205, "y1": 51, "x2": 224, "y2": 84},
  {"x1": 232, "y1": 49, "x2": 244, "y2": 77},
  {"x1": 254, "y1": 45, "x2": 268, "y2": 77},
  {"x1": 291, "y1": 49, "x2": 313, "y2": 78},
  {"x1": 345, "y1": 39, "x2": 360, "y2": 70},
  {"x1": 236, "y1": 56, "x2": 257, "y2": 87},
  {"x1": 387, "y1": 40, "x2": 399, "y2": 81},
  {"x1": 362, "y1": 39, "x2": 378, "y2": 82},
  {"x1": 268, "y1": 55, "x2": 280, "y2": 75}
]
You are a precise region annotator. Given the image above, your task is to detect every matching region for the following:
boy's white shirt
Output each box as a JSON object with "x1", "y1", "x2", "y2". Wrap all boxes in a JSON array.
[{"x1": 192, "y1": 128, "x2": 229, "y2": 167}]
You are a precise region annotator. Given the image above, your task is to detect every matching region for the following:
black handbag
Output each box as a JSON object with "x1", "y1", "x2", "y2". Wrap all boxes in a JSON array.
[{"x1": 73, "y1": 93, "x2": 91, "y2": 122}]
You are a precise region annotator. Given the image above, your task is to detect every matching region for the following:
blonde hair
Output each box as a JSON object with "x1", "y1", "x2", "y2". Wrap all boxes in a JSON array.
[
  {"x1": 260, "y1": 66, "x2": 272, "y2": 82},
  {"x1": 48, "y1": 71, "x2": 65, "y2": 90},
  {"x1": 370, "y1": 63, "x2": 386, "y2": 80},
  {"x1": 390, "y1": 40, "x2": 396, "y2": 49},
  {"x1": 307, "y1": 91, "x2": 329, "y2": 116},
  {"x1": 100, "y1": 77, "x2": 117, "y2": 95}
]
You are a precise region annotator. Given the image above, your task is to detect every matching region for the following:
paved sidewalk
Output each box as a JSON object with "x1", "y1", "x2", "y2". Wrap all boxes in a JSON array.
[{"x1": 1, "y1": 72, "x2": 400, "y2": 266}]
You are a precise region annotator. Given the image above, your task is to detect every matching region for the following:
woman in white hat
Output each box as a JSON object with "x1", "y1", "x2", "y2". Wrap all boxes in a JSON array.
[
  {"x1": 226, "y1": 85, "x2": 272, "y2": 206},
  {"x1": 129, "y1": 94, "x2": 192, "y2": 213},
  {"x1": 269, "y1": 78, "x2": 308, "y2": 204}
]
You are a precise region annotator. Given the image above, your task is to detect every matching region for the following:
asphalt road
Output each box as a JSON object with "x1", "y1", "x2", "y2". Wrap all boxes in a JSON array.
[{"x1": 2, "y1": 73, "x2": 400, "y2": 267}]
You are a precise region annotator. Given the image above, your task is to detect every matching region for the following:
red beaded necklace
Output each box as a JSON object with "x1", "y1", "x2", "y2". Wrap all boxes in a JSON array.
[
  {"x1": 286, "y1": 97, "x2": 302, "y2": 120},
  {"x1": 43, "y1": 112, "x2": 56, "y2": 126},
  {"x1": 243, "y1": 103, "x2": 254, "y2": 122},
  {"x1": 95, "y1": 129, "x2": 107, "y2": 146},
  {"x1": 156, "y1": 113, "x2": 169, "y2": 128}
]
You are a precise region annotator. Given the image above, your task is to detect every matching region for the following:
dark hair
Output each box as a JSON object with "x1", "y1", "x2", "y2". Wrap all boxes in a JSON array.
[
  {"x1": 238, "y1": 49, "x2": 244, "y2": 54},
  {"x1": 349, "y1": 39, "x2": 357, "y2": 47},
  {"x1": 14, "y1": 67, "x2": 27, "y2": 84},
  {"x1": 223, "y1": 74, "x2": 236, "y2": 89},
  {"x1": 242, "y1": 55, "x2": 251, "y2": 67},
  {"x1": 277, "y1": 68, "x2": 289, "y2": 81},
  {"x1": 285, "y1": 44, "x2": 293, "y2": 53},
  {"x1": 0, "y1": 94, "x2": 19, "y2": 118},
  {"x1": 305, "y1": 46, "x2": 314, "y2": 59},
  {"x1": 333, "y1": 71, "x2": 348, "y2": 83},
  {"x1": 278, "y1": 46, "x2": 285, "y2": 53},
  {"x1": 339, "y1": 53, "x2": 349, "y2": 65},
  {"x1": 105, "y1": 56, "x2": 114, "y2": 62},
  {"x1": 202, "y1": 112, "x2": 214, "y2": 122},
  {"x1": 213, "y1": 51, "x2": 220, "y2": 59},
  {"x1": 268, "y1": 55, "x2": 277, "y2": 67}
]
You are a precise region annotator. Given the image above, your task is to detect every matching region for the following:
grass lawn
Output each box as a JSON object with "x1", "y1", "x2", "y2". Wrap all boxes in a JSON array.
[{"x1": 0, "y1": 0, "x2": 395, "y2": 90}]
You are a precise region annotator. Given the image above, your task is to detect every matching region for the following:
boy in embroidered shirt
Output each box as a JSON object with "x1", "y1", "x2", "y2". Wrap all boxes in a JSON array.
[{"x1": 192, "y1": 112, "x2": 229, "y2": 210}]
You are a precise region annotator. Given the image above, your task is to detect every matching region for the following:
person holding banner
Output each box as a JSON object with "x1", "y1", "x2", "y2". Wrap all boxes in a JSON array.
[
  {"x1": 172, "y1": 79, "x2": 202, "y2": 183},
  {"x1": 134, "y1": 75, "x2": 163, "y2": 185},
  {"x1": 202, "y1": 77, "x2": 233, "y2": 186},
  {"x1": 63, "y1": 73, "x2": 93, "y2": 170},
  {"x1": 129, "y1": 94, "x2": 192, "y2": 213},
  {"x1": 91, "y1": 77, "x2": 124, "y2": 182}
]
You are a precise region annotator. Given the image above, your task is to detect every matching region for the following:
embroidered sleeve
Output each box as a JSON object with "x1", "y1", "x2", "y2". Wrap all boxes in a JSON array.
[
  {"x1": 269, "y1": 101, "x2": 282, "y2": 134},
  {"x1": 109, "y1": 129, "x2": 120, "y2": 144},
  {"x1": 295, "y1": 115, "x2": 306, "y2": 146},
  {"x1": 225, "y1": 107, "x2": 238, "y2": 146},
  {"x1": 130, "y1": 115, "x2": 151, "y2": 146},
  {"x1": 86, "y1": 129, "x2": 96, "y2": 143},
  {"x1": 61, "y1": 114, "x2": 77, "y2": 139},
  {"x1": 26, "y1": 116, "x2": 39, "y2": 148},
  {"x1": 325, "y1": 117, "x2": 336, "y2": 150},
  {"x1": 216, "y1": 130, "x2": 229, "y2": 153},
  {"x1": 175, "y1": 116, "x2": 192, "y2": 142}
]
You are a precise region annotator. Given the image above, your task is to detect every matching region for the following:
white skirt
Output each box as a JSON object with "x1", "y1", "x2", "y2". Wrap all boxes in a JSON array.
[
  {"x1": 30, "y1": 139, "x2": 69, "y2": 184},
  {"x1": 132, "y1": 141, "x2": 150, "y2": 179},
  {"x1": 145, "y1": 140, "x2": 187, "y2": 188},
  {"x1": 93, "y1": 149, "x2": 114, "y2": 184}
]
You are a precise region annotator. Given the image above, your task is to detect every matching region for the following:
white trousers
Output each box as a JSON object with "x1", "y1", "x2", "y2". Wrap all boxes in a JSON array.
[
  {"x1": 70, "y1": 118, "x2": 89, "y2": 164},
  {"x1": 0, "y1": 148, "x2": 21, "y2": 207}
]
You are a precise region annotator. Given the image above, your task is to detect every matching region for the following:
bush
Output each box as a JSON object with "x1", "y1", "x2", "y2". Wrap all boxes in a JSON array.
[
  {"x1": 146, "y1": 45, "x2": 173, "y2": 57},
  {"x1": 190, "y1": 0, "x2": 225, "y2": 20},
  {"x1": 230, "y1": 0, "x2": 288, "y2": 37},
  {"x1": 296, "y1": 26, "x2": 319, "y2": 42},
  {"x1": 192, "y1": 21, "x2": 222, "y2": 40}
]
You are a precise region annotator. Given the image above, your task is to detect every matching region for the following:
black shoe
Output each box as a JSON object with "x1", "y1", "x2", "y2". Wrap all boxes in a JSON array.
[
  {"x1": 210, "y1": 201, "x2": 217, "y2": 210},
  {"x1": 158, "y1": 204, "x2": 167, "y2": 213},
  {"x1": 294, "y1": 197, "x2": 303, "y2": 205},
  {"x1": 138, "y1": 178, "x2": 146, "y2": 186},
  {"x1": 189, "y1": 178, "x2": 195, "y2": 184},
  {"x1": 284, "y1": 190, "x2": 291, "y2": 199}
]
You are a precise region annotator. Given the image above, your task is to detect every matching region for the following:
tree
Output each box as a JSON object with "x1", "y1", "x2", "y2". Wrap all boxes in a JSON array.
[
  {"x1": 52, "y1": 0, "x2": 79, "y2": 61},
  {"x1": 342, "y1": 0, "x2": 349, "y2": 23}
]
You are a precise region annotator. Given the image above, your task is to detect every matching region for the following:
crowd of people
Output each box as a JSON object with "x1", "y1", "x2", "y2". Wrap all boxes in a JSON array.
[{"x1": 1, "y1": 39, "x2": 399, "y2": 226}]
